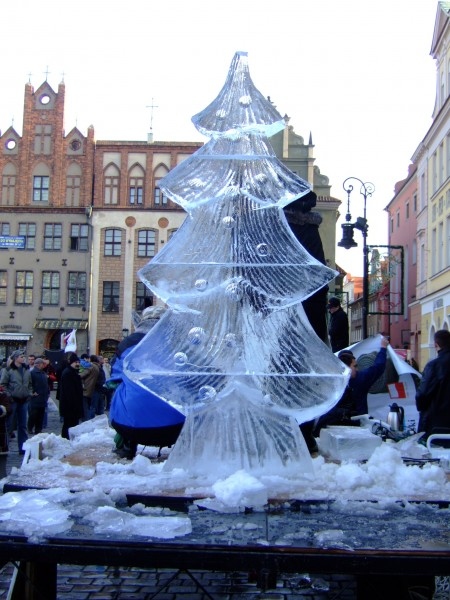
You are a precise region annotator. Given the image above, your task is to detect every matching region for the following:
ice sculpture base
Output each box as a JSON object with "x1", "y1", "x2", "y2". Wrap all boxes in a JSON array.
[
  {"x1": 318, "y1": 426, "x2": 383, "y2": 462},
  {"x1": 163, "y1": 381, "x2": 314, "y2": 480}
]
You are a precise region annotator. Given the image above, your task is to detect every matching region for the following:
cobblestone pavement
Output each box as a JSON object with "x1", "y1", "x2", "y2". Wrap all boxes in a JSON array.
[{"x1": 0, "y1": 394, "x2": 437, "y2": 599}]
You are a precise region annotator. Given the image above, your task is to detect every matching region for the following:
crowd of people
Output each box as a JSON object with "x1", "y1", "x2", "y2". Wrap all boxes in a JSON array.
[
  {"x1": 0, "y1": 350, "x2": 112, "y2": 451},
  {"x1": 0, "y1": 351, "x2": 57, "y2": 454}
]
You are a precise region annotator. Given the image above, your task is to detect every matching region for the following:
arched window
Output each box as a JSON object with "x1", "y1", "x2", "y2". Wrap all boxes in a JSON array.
[
  {"x1": 429, "y1": 325, "x2": 437, "y2": 359},
  {"x1": 128, "y1": 164, "x2": 145, "y2": 205},
  {"x1": 1, "y1": 163, "x2": 16, "y2": 206},
  {"x1": 66, "y1": 163, "x2": 82, "y2": 207},
  {"x1": 103, "y1": 164, "x2": 120, "y2": 205},
  {"x1": 153, "y1": 164, "x2": 169, "y2": 207}
]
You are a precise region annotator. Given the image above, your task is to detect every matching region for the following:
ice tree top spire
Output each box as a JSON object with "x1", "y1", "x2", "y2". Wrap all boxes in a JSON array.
[
  {"x1": 159, "y1": 52, "x2": 311, "y2": 210},
  {"x1": 192, "y1": 51, "x2": 285, "y2": 139}
]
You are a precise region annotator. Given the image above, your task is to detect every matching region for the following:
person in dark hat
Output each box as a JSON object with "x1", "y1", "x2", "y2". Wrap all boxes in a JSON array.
[
  {"x1": 58, "y1": 353, "x2": 83, "y2": 439},
  {"x1": 0, "y1": 349, "x2": 33, "y2": 454},
  {"x1": 327, "y1": 296, "x2": 349, "y2": 352},
  {"x1": 284, "y1": 190, "x2": 329, "y2": 342}
]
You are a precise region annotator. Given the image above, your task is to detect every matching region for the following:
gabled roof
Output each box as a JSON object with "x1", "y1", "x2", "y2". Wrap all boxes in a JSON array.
[
  {"x1": 431, "y1": 1, "x2": 450, "y2": 58},
  {"x1": 0, "y1": 125, "x2": 20, "y2": 140}
]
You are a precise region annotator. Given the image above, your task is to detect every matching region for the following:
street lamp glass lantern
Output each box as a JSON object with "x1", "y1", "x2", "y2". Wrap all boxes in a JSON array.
[{"x1": 337, "y1": 223, "x2": 358, "y2": 249}]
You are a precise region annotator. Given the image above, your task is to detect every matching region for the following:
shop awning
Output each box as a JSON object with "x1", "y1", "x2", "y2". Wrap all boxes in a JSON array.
[
  {"x1": 33, "y1": 319, "x2": 89, "y2": 330},
  {"x1": 0, "y1": 333, "x2": 33, "y2": 341}
]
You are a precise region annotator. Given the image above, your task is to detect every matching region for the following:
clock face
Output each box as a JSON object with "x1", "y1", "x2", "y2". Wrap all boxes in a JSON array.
[{"x1": 70, "y1": 139, "x2": 81, "y2": 151}]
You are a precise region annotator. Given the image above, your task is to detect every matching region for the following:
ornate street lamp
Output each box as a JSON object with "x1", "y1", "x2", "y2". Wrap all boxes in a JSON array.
[{"x1": 338, "y1": 177, "x2": 375, "y2": 339}]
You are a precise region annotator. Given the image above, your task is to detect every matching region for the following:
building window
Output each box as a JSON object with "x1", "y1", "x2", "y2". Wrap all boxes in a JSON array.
[
  {"x1": 431, "y1": 228, "x2": 437, "y2": 275},
  {"x1": 420, "y1": 243, "x2": 425, "y2": 282},
  {"x1": 0, "y1": 222, "x2": 10, "y2": 236},
  {"x1": 432, "y1": 152, "x2": 438, "y2": 193},
  {"x1": 33, "y1": 176, "x2": 49, "y2": 202},
  {"x1": 103, "y1": 281, "x2": 119, "y2": 312},
  {"x1": 0, "y1": 270, "x2": 7, "y2": 304},
  {"x1": 41, "y1": 271, "x2": 60, "y2": 305},
  {"x1": 70, "y1": 224, "x2": 89, "y2": 251},
  {"x1": 136, "y1": 282, "x2": 153, "y2": 310},
  {"x1": 390, "y1": 218, "x2": 393, "y2": 234},
  {"x1": 68, "y1": 271, "x2": 87, "y2": 305},
  {"x1": 405, "y1": 202, "x2": 409, "y2": 219},
  {"x1": 129, "y1": 177, "x2": 144, "y2": 205},
  {"x1": 413, "y1": 193, "x2": 417, "y2": 212},
  {"x1": 104, "y1": 164, "x2": 120, "y2": 205},
  {"x1": 15, "y1": 271, "x2": 34, "y2": 304},
  {"x1": 44, "y1": 223, "x2": 62, "y2": 250},
  {"x1": 137, "y1": 229, "x2": 156, "y2": 257},
  {"x1": 420, "y1": 173, "x2": 426, "y2": 211},
  {"x1": 18, "y1": 223, "x2": 36, "y2": 250},
  {"x1": 104, "y1": 229, "x2": 122, "y2": 256},
  {"x1": 447, "y1": 134, "x2": 450, "y2": 179},
  {"x1": 154, "y1": 184, "x2": 169, "y2": 206},
  {"x1": 168, "y1": 228, "x2": 178, "y2": 240},
  {"x1": 412, "y1": 239, "x2": 417, "y2": 265},
  {"x1": 396, "y1": 212, "x2": 400, "y2": 227},
  {"x1": 447, "y1": 215, "x2": 450, "y2": 268}
]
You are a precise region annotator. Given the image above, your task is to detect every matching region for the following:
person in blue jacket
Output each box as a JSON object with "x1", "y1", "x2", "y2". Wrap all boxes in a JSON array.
[
  {"x1": 315, "y1": 336, "x2": 389, "y2": 434},
  {"x1": 108, "y1": 306, "x2": 185, "y2": 459}
]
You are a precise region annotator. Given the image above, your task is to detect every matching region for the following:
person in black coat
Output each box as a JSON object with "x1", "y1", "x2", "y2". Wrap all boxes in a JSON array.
[
  {"x1": 59, "y1": 353, "x2": 84, "y2": 439},
  {"x1": 416, "y1": 329, "x2": 450, "y2": 440},
  {"x1": 284, "y1": 190, "x2": 329, "y2": 453},
  {"x1": 284, "y1": 190, "x2": 329, "y2": 342},
  {"x1": 327, "y1": 296, "x2": 349, "y2": 352},
  {"x1": 28, "y1": 358, "x2": 49, "y2": 434}
]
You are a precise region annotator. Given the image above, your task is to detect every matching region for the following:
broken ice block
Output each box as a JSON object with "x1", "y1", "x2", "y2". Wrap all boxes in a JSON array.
[{"x1": 319, "y1": 426, "x2": 382, "y2": 461}]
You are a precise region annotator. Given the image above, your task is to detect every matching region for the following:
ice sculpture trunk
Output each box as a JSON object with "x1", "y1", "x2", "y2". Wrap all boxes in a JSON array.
[{"x1": 124, "y1": 51, "x2": 349, "y2": 480}]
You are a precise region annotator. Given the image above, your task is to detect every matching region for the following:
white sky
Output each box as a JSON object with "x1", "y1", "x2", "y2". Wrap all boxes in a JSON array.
[{"x1": 0, "y1": 0, "x2": 439, "y2": 275}]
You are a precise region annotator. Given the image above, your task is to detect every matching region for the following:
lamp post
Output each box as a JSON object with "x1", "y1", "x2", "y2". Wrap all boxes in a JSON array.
[{"x1": 338, "y1": 177, "x2": 375, "y2": 340}]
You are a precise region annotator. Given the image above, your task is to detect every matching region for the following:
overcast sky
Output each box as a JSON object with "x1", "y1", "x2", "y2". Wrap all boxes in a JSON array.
[{"x1": 0, "y1": 0, "x2": 439, "y2": 275}]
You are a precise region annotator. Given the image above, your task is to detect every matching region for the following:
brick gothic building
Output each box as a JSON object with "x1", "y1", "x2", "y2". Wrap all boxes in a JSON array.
[
  {"x1": 0, "y1": 80, "x2": 202, "y2": 358},
  {"x1": 0, "y1": 79, "x2": 341, "y2": 359}
]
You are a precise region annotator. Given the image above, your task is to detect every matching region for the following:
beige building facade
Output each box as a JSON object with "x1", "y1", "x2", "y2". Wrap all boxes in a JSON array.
[{"x1": 412, "y1": 1, "x2": 450, "y2": 367}]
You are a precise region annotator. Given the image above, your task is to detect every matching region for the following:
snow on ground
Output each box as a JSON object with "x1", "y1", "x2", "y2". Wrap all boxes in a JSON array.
[{"x1": 0, "y1": 415, "x2": 449, "y2": 543}]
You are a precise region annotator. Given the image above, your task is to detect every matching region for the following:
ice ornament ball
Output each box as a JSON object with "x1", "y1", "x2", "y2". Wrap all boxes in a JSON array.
[{"x1": 124, "y1": 51, "x2": 349, "y2": 478}]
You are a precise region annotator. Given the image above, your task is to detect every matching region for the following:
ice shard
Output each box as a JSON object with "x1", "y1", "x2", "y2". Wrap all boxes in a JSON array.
[{"x1": 124, "y1": 51, "x2": 349, "y2": 479}]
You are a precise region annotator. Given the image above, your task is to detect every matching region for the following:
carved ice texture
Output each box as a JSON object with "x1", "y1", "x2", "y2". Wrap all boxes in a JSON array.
[{"x1": 124, "y1": 51, "x2": 349, "y2": 479}]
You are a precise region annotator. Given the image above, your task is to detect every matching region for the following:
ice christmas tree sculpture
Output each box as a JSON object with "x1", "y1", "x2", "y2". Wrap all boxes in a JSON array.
[{"x1": 124, "y1": 52, "x2": 349, "y2": 479}]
